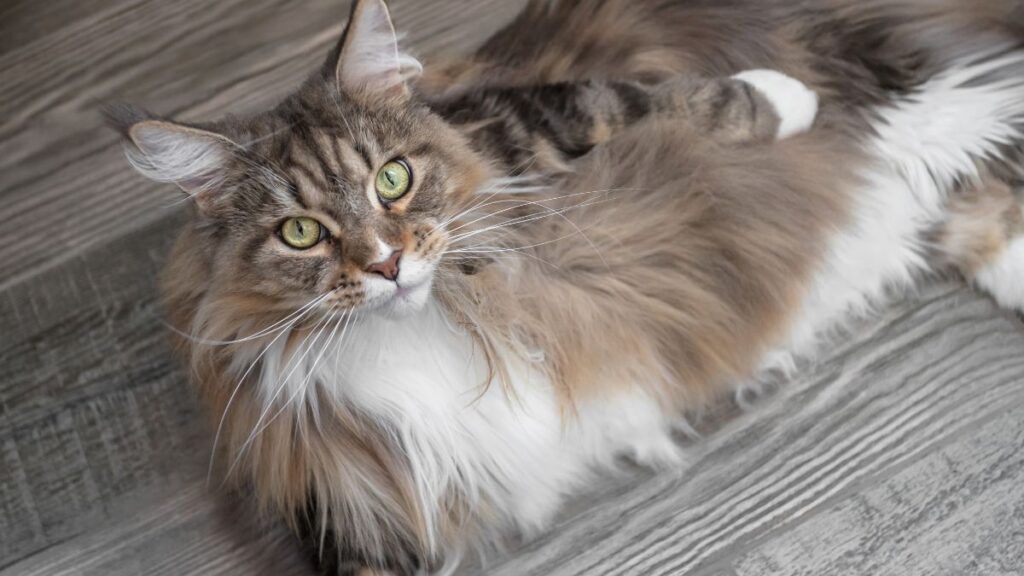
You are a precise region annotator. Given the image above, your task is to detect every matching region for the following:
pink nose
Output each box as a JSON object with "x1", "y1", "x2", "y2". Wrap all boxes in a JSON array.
[{"x1": 365, "y1": 249, "x2": 402, "y2": 281}]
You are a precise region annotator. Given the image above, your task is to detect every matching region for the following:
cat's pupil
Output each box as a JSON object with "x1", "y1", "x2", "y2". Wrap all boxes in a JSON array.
[
  {"x1": 296, "y1": 221, "x2": 305, "y2": 236},
  {"x1": 385, "y1": 170, "x2": 396, "y2": 186}
]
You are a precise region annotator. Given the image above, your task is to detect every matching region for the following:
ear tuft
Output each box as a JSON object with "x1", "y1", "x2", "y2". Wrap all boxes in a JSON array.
[
  {"x1": 103, "y1": 103, "x2": 153, "y2": 137},
  {"x1": 334, "y1": 0, "x2": 422, "y2": 97}
]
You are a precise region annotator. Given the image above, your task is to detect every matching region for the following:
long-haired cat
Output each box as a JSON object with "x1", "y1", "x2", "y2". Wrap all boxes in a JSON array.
[{"x1": 109, "y1": 0, "x2": 1024, "y2": 574}]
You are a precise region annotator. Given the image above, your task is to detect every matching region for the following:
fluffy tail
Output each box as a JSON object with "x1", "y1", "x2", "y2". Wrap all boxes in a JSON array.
[
  {"x1": 872, "y1": 47, "x2": 1024, "y2": 195},
  {"x1": 770, "y1": 42, "x2": 1024, "y2": 360}
]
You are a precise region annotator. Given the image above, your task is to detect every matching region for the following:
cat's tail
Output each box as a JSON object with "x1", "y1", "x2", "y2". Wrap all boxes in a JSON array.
[
  {"x1": 910, "y1": 42, "x2": 1024, "y2": 312},
  {"x1": 936, "y1": 177, "x2": 1024, "y2": 312},
  {"x1": 775, "y1": 44, "x2": 1024, "y2": 360},
  {"x1": 857, "y1": 44, "x2": 1024, "y2": 313},
  {"x1": 869, "y1": 47, "x2": 1024, "y2": 197}
]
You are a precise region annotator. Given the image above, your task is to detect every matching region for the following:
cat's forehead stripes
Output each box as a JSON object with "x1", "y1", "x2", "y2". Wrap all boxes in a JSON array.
[
  {"x1": 274, "y1": 124, "x2": 375, "y2": 212},
  {"x1": 310, "y1": 129, "x2": 344, "y2": 176},
  {"x1": 282, "y1": 129, "x2": 337, "y2": 207}
]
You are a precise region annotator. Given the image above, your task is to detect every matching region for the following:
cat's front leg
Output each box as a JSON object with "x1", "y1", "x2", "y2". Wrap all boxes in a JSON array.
[
  {"x1": 653, "y1": 71, "x2": 820, "y2": 144},
  {"x1": 732, "y1": 69, "x2": 820, "y2": 140}
]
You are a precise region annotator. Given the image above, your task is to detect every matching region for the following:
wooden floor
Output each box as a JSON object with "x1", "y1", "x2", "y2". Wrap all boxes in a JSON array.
[{"x1": 2, "y1": 1, "x2": 1023, "y2": 575}]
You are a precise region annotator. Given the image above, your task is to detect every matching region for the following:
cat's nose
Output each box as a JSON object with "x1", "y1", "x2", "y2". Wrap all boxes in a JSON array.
[{"x1": 365, "y1": 249, "x2": 402, "y2": 281}]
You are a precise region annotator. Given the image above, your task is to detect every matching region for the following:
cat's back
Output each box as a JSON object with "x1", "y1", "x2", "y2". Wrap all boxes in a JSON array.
[{"x1": 473, "y1": 123, "x2": 860, "y2": 403}]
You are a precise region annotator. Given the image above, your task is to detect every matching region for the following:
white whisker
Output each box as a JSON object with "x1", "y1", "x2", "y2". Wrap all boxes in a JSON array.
[
  {"x1": 449, "y1": 193, "x2": 619, "y2": 245},
  {"x1": 254, "y1": 309, "x2": 351, "y2": 441},
  {"x1": 223, "y1": 309, "x2": 336, "y2": 483},
  {"x1": 443, "y1": 187, "x2": 617, "y2": 237},
  {"x1": 206, "y1": 290, "x2": 337, "y2": 485},
  {"x1": 168, "y1": 291, "x2": 335, "y2": 347},
  {"x1": 429, "y1": 169, "x2": 549, "y2": 235}
]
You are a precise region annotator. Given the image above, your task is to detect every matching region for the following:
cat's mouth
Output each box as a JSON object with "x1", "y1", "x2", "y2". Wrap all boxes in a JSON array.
[
  {"x1": 361, "y1": 271, "x2": 434, "y2": 316},
  {"x1": 357, "y1": 251, "x2": 439, "y2": 316},
  {"x1": 392, "y1": 280, "x2": 424, "y2": 300},
  {"x1": 379, "y1": 277, "x2": 432, "y2": 315}
]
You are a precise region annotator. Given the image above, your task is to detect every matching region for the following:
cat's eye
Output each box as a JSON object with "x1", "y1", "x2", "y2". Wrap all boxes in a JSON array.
[
  {"x1": 279, "y1": 217, "x2": 324, "y2": 249},
  {"x1": 375, "y1": 159, "x2": 412, "y2": 202}
]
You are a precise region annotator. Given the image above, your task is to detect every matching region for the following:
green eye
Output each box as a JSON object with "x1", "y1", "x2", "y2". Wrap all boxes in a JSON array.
[
  {"x1": 375, "y1": 159, "x2": 411, "y2": 202},
  {"x1": 280, "y1": 217, "x2": 323, "y2": 249}
]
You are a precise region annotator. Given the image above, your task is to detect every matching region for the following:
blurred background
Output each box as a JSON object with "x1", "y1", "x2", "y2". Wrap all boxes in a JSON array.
[{"x1": 2, "y1": 1, "x2": 1023, "y2": 575}]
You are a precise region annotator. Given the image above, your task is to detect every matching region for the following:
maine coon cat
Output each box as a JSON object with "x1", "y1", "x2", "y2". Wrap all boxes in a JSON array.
[{"x1": 110, "y1": 0, "x2": 1024, "y2": 574}]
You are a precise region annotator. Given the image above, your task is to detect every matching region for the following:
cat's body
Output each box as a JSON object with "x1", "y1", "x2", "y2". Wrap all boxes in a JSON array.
[{"x1": 111, "y1": 0, "x2": 1024, "y2": 574}]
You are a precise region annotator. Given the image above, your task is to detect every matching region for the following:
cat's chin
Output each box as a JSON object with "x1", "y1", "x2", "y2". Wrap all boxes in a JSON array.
[
  {"x1": 364, "y1": 276, "x2": 434, "y2": 318},
  {"x1": 382, "y1": 283, "x2": 432, "y2": 317}
]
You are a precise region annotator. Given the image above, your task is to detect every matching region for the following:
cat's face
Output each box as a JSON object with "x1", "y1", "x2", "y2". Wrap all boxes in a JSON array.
[
  {"x1": 115, "y1": 0, "x2": 487, "y2": 318},
  {"x1": 208, "y1": 97, "x2": 483, "y2": 318}
]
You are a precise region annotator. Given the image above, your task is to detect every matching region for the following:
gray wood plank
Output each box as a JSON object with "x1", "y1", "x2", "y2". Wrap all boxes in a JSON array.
[
  {"x1": 0, "y1": 0, "x2": 124, "y2": 54},
  {"x1": 0, "y1": 0, "x2": 527, "y2": 291},
  {"x1": 731, "y1": 413, "x2": 1024, "y2": 576},
  {"x1": 2, "y1": 482, "x2": 317, "y2": 576},
  {"x1": 0, "y1": 213, "x2": 198, "y2": 564}
]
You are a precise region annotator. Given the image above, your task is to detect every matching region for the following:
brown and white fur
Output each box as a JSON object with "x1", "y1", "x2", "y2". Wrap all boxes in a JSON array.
[{"x1": 110, "y1": 0, "x2": 1024, "y2": 574}]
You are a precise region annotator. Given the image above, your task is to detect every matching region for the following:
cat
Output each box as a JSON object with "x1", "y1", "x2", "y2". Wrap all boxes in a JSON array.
[{"x1": 108, "y1": 0, "x2": 1024, "y2": 574}]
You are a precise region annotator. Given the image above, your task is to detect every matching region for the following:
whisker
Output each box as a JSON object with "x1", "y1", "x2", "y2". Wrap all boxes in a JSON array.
[
  {"x1": 446, "y1": 186, "x2": 632, "y2": 242},
  {"x1": 451, "y1": 246, "x2": 565, "y2": 271},
  {"x1": 429, "y1": 168, "x2": 548, "y2": 235},
  {"x1": 223, "y1": 309, "x2": 336, "y2": 483},
  {"x1": 168, "y1": 291, "x2": 335, "y2": 347},
  {"x1": 443, "y1": 195, "x2": 623, "y2": 274},
  {"x1": 253, "y1": 309, "x2": 351, "y2": 441},
  {"x1": 430, "y1": 179, "x2": 532, "y2": 235},
  {"x1": 236, "y1": 123, "x2": 298, "y2": 149},
  {"x1": 449, "y1": 193, "x2": 619, "y2": 244},
  {"x1": 329, "y1": 85, "x2": 359, "y2": 140},
  {"x1": 444, "y1": 195, "x2": 610, "y2": 248},
  {"x1": 443, "y1": 188, "x2": 616, "y2": 237},
  {"x1": 205, "y1": 290, "x2": 336, "y2": 485}
]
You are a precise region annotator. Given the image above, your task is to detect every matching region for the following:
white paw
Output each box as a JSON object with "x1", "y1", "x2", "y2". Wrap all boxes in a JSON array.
[
  {"x1": 975, "y1": 236, "x2": 1024, "y2": 311},
  {"x1": 628, "y1": 431, "x2": 688, "y2": 470},
  {"x1": 732, "y1": 69, "x2": 819, "y2": 140}
]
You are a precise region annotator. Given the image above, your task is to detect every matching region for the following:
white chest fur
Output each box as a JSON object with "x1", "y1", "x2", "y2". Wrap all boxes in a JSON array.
[{"x1": 251, "y1": 300, "x2": 677, "y2": 548}]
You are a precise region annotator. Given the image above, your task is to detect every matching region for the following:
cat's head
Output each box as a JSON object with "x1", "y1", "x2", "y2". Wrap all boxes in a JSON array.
[{"x1": 111, "y1": 0, "x2": 490, "y2": 321}]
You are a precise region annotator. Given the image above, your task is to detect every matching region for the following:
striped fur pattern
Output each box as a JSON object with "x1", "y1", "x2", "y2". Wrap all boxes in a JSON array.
[
  {"x1": 430, "y1": 72, "x2": 811, "y2": 174},
  {"x1": 109, "y1": 0, "x2": 1024, "y2": 574}
]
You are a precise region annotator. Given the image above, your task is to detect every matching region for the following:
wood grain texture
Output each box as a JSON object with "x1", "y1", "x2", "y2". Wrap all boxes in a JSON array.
[
  {"x1": 0, "y1": 213, "x2": 195, "y2": 564},
  {"x1": 4, "y1": 482, "x2": 318, "y2": 576}
]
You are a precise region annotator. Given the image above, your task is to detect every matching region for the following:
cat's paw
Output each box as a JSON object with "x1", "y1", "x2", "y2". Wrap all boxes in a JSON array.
[
  {"x1": 975, "y1": 236, "x2": 1024, "y2": 312},
  {"x1": 627, "y1": 430, "x2": 689, "y2": 471},
  {"x1": 733, "y1": 69, "x2": 819, "y2": 139}
]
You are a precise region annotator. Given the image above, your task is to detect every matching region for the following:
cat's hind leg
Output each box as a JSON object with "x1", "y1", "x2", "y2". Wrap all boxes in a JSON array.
[{"x1": 937, "y1": 177, "x2": 1024, "y2": 311}]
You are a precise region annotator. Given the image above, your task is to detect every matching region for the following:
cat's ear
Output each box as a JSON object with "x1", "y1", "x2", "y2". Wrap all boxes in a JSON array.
[
  {"x1": 107, "y1": 106, "x2": 237, "y2": 209},
  {"x1": 331, "y1": 0, "x2": 422, "y2": 98}
]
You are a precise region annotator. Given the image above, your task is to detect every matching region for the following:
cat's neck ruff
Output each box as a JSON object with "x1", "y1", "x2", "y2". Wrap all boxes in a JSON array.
[
  {"x1": 248, "y1": 296, "x2": 675, "y2": 543},
  {"x1": 253, "y1": 299, "x2": 572, "y2": 531},
  {"x1": 318, "y1": 300, "x2": 529, "y2": 415}
]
